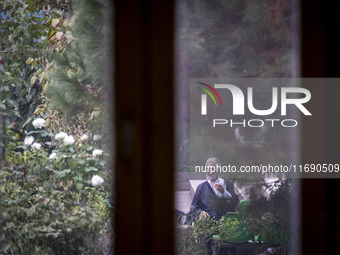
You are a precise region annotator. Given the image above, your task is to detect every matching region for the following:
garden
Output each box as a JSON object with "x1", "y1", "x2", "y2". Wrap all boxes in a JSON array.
[
  {"x1": 0, "y1": 0, "x2": 113, "y2": 254},
  {"x1": 176, "y1": 179, "x2": 299, "y2": 255}
]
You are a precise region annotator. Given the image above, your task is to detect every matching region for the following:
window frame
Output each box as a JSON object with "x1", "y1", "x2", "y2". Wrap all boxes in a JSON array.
[{"x1": 113, "y1": 0, "x2": 340, "y2": 254}]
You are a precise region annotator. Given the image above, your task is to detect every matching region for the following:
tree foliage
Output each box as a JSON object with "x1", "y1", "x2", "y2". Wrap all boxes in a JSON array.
[
  {"x1": 177, "y1": 0, "x2": 297, "y2": 78},
  {"x1": 45, "y1": 0, "x2": 112, "y2": 121},
  {"x1": 177, "y1": 0, "x2": 299, "y2": 171}
]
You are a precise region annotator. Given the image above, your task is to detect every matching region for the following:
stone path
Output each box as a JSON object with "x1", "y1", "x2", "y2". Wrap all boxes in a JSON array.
[
  {"x1": 175, "y1": 191, "x2": 192, "y2": 213},
  {"x1": 175, "y1": 179, "x2": 206, "y2": 213}
]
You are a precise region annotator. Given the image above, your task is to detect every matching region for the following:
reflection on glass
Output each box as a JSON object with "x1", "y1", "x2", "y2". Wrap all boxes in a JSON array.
[{"x1": 175, "y1": 1, "x2": 300, "y2": 254}]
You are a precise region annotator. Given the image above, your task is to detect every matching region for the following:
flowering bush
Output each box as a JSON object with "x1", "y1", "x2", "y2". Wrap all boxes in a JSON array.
[
  {"x1": 176, "y1": 216, "x2": 223, "y2": 255},
  {"x1": 0, "y1": 119, "x2": 111, "y2": 254},
  {"x1": 0, "y1": 0, "x2": 113, "y2": 253}
]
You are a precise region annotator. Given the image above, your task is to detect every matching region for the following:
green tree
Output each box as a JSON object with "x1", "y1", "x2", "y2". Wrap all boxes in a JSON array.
[{"x1": 45, "y1": 0, "x2": 112, "y2": 130}]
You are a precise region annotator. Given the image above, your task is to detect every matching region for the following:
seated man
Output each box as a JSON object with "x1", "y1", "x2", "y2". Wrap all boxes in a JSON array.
[{"x1": 188, "y1": 157, "x2": 239, "y2": 221}]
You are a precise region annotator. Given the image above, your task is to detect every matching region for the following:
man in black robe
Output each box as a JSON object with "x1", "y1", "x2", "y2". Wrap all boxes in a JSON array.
[
  {"x1": 185, "y1": 158, "x2": 239, "y2": 255},
  {"x1": 188, "y1": 158, "x2": 239, "y2": 221}
]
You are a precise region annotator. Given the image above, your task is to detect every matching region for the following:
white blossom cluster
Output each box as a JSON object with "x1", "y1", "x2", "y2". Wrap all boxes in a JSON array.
[
  {"x1": 27, "y1": 118, "x2": 46, "y2": 150},
  {"x1": 27, "y1": 118, "x2": 106, "y2": 187},
  {"x1": 24, "y1": 136, "x2": 34, "y2": 146},
  {"x1": 63, "y1": 135, "x2": 75, "y2": 145},
  {"x1": 31, "y1": 142, "x2": 41, "y2": 150},
  {"x1": 55, "y1": 132, "x2": 67, "y2": 140},
  {"x1": 92, "y1": 149, "x2": 103, "y2": 157},
  {"x1": 49, "y1": 152, "x2": 57, "y2": 160},
  {"x1": 91, "y1": 175, "x2": 104, "y2": 186},
  {"x1": 32, "y1": 118, "x2": 45, "y2": 129},
  {"x1": 93, "y1": 134, "x2": 102, "y2": 141},
  {"x1": 24, "y1": 135, "x2": 41, "y2": 150},
  {"x1": 54, "y1": 132, "x2": 75, "y2": 145},
  {"x1": 80, "y1": 134, "x2": 88, "y2": 141}
]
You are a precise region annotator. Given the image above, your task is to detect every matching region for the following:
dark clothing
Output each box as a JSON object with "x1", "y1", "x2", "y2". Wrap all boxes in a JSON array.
[{"x1": 188, "y1": 179, "x2": 239, "y2": 220}]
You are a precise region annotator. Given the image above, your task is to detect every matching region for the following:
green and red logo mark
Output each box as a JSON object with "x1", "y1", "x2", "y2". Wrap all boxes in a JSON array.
[{"x1": 196, "y1": 82, "x2": 222, "y2": 115}]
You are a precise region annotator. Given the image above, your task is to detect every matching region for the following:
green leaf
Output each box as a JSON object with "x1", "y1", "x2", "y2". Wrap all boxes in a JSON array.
[
  {"x1": 0, "y1": 239, "x2": 10, "y2": 253},
  {"x1": 51, "y1": 11, "x2": 62, "y2": 18},
  {"x1": 33, "y1": 108, "x2": 42, "y2": 116},
  {"x1": 26, "y1": 57, "x2": 34, "y2": 65},
  {"x1": 27, "y1": 5, "x2": 38, "y2": 13},
  {"x1": 74, "y1": 175, "x2": 83, "y2": 182},
  {"x1": 48, "y1": 30, "x2": 56, "y2": 39},
  {"x1": 39, "y1": 72, "x2": 46, "y2": 83},
  {"x1": 75, "y1": 182, "x2": 83, "y2": 191},
  {"x1": 19, "y1": 89, "x2": 27, "y2": 98},
  {"x1": 22, "y1": 117, "x2": 33, "y2": 128},
  {"x1": 85, "y1": 167, "x2": 97, "y2": 172},
  {"x1": 78, "y1": 159, "x2": 86, "y2": 165},
  {"x1": 56, "y1": 171, "x2": 66, "y2": 178},
  {"x1": 45, "y1": 18, "x2": 52, "y2": 26},
  {"x1": 30, "y1": 76, "x2": 37, "y2": 86},
  {"x1": 26, "y1": 0, "x2": 35, "y2": 6},
  {"x1": 25, "y1": 93, "x2": 32, "y2": 101}
]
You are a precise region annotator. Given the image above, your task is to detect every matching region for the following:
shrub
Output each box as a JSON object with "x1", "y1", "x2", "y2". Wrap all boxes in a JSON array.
[{"x1": 0, "y1": 121, "x2": 111, "y2": 254}]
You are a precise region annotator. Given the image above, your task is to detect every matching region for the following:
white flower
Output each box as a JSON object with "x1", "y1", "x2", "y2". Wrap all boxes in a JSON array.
[
  {"x1": 80, "y1": 134, "x2": 88, "y2": 141},
  {"x1": 31, "y1": 142, "x2": 41, "y2": 150},
  {"x1": 63, "y1": 135, "x2": 75, "y2": 145},
  {"x1": 93, "y1": 134, "x2": 102, "y2": 141},
  {"x1": 91, "y1": 175, "x2": 104, "y2": 186},
  {"x1": 55, "y1": 132, "x2": 67, "y2": 140},
  {"x1": 49, "y1": 152, "x2": 57, "y2": 160},
  {"x1": 92, "y1": 149, "x2": 103, "y2": 157},
  {"x1": 24, "y1": 136, "x2": 34, "y2": 146},
  {"x1": 32, "y1": 118, "x2": 45, "y2": 129},
  {"x1": 63, "y1": 154, "x2": 68, "y2": 158}
]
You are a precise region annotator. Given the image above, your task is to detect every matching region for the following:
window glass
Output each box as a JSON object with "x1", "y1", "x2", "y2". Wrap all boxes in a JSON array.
[{"x1": 175, "y1": 1, "x2": 300, "y2": 254}]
